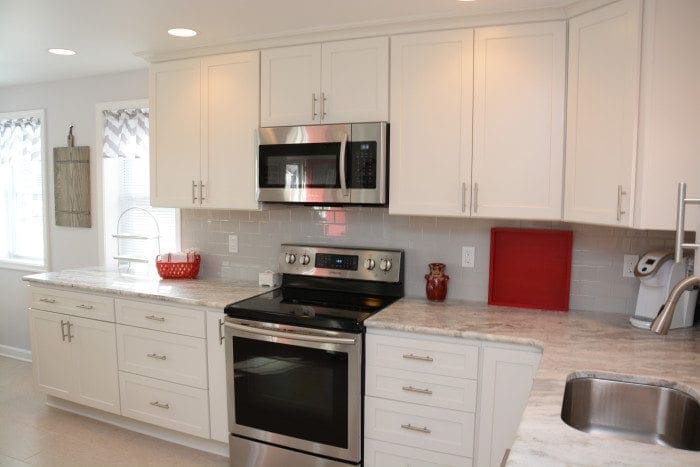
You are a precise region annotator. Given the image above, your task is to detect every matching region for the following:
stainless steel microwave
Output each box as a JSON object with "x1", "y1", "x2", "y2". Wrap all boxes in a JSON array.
[{"x1": 256, "y1": 122, "x2": 388, "y2": 205}]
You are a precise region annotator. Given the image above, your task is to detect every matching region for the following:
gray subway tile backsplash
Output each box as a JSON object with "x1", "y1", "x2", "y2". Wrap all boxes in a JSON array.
[{"x1": 181, "y1": 206, "x2": 688, "y2": 315}]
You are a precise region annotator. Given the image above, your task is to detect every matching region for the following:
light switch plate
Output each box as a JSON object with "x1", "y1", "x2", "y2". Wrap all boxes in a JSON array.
[{"x1": 228, "y1": 234, "x2": 239, "y2": 254}]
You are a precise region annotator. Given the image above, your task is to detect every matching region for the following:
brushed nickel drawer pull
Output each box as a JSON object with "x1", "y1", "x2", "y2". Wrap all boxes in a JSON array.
[
  {"x1": 401, "y1": 423, "x2": 431, "y2": 434},
  {"x1": 66, "y1": 321, "x2": 74, "y2": 342},
  {"x1": 402, "y1": 385, "x2": 433, "y2": 395},
  {"x1": 149, "y1": 401, "x2": 170, "y2": 409},
  {"x1": 402, "y1": 353, "x2": 434, "y2": 362},
  {"x1": 60, "y1": 320, "x2": 68, "y2": 341},
  {"x1": 145, "y1": 314, "x2": 166, "y2": 322},
  {"x1": 147, "y1": 353, "x2": 167, "y2": 360},
  {"x1": 218, "y1": 318, "x2": 225, "y2": 345},
  {"x1": 40, "y1": 298, "x2": 56, "y2": 304},
  {"x1": 76, "y1": 304, "x2": 93, "y2": 310}
]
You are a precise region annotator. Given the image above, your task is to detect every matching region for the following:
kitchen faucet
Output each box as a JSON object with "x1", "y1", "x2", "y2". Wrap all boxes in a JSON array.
[{"x1": 651, "y1": 275, "x2": 700, "y2": 334}]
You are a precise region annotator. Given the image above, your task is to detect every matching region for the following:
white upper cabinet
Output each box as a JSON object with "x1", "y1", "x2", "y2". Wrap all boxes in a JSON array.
[
  {"x1": 150, "y1": 58, "x2": 201, "y2": 208},
  {"x1": 150, "y1": 52, "x2": 260, "y2": 210},
  {"x1": 564, "y1": 0, "x2": 643, "y2": 226},
  {"x1": 389, "y1": 29, "x2": 474, "y2": 217},
  {"x1": 201, "y1": 52, "x2": 260, "y2": 210},
  {"x1": 261, "y1": 44, "x2": 321, "y2": 126},
  {"x1": 321, "y1": 37, "x2": 389, "y2": 124},
  {"x1": 634, "y1": 0, "x2": 700, "y2": 230},
  {"x1": 472, "y1": 22, "x2": 566, "y2": 220},
  {"x1": 261, "y1": 38, "x2": 389, "y2": 126}
]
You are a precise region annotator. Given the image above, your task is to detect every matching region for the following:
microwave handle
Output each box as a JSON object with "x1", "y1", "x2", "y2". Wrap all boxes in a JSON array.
[{"x1": 339, "y1": 132, "x2": 349, "y2": 197}]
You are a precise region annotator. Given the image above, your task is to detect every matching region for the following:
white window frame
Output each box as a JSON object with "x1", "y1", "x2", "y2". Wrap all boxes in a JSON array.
[
  {"x1": 95, "y1": 99, "x2": 181, "y2": 267},
  {"x1": 0, "y1": 108, "x2": 50, "y2": 272}
]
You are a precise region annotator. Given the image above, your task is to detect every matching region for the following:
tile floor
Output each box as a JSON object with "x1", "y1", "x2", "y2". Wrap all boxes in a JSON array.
[{"x1": 0, "y1": 356, "x2": 228, "y2": 466}]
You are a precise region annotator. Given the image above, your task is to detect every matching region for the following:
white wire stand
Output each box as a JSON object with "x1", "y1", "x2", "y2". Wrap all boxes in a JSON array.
[
  {"x1": 112, "y1": 207, "x2": 161, "y2": 273},
  {"x1": 674, "y1": 182, "x2": 700, "y2": 267}
]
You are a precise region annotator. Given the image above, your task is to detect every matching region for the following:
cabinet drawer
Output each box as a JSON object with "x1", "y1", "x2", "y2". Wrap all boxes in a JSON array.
[
  {"x1": 30, "y1": 287, "x2": 114, "y2": 322},
  {"x1": 365, "y1": 396, "x2": 474, "y2": 457},
  {"x1": 366, "y1": 366, "x2": 476, "y2": 412},
  {"x1": 365, "y1": 439, "x2": 472, "y2": 467},
  {"x1": 366, "y1": 333, "x2": 478, "y2": 379},
  {"x1": 115, "y1": 299, "x2": 205, "y2": 338},
  {"x1": 119, "y1": 371, "x2": 210, "y2": 438},
  {"x1": 116, "y1": 325, "x2": 207, "y2": 389}
]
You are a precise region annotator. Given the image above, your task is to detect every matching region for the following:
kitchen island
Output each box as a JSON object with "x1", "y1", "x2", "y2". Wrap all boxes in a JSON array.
[{"x1": 367, "y1": 299, "x2": 699, "y2": 466}]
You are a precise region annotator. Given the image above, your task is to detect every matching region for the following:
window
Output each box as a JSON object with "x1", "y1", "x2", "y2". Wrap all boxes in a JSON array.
[
  {"x1": 0, "y1": 110, "x2": 46, "y2": 268},
  {"x1": 100, "y1": 105, "x2": 178, "y2": 275}
]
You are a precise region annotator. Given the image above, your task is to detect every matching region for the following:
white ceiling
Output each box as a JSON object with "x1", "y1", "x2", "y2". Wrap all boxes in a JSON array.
[{"x1": 0, "y1": 0, "x2": 574, "y2": 88}]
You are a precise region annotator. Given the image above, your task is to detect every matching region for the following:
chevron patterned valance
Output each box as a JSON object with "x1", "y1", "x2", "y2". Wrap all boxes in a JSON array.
[
  {"x1": 0, "y1": 116, "x2": 42, "y2": 165},
  {"x1": 102, "y1": 108, "x2": 149, "y2": 159}
]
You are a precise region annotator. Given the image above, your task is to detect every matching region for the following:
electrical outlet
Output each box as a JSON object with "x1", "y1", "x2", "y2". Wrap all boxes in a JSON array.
[
  {"x1": 462, "y1": 246, "x2": 475, "y2": 268},
  {"x1": 623, "y1": 254, "x2": 638, "y2": 278},
  {"x1": 228, "y1": 234, "x2": 239, "y2": 254}
]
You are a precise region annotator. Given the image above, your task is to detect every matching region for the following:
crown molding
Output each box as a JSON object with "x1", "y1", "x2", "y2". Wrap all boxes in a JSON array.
[{"x1": 136, "y1": 6, "x2": 570, "y2": 63}]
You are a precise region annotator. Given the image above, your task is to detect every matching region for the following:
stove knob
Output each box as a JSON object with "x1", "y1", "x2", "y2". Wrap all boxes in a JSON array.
[
  {"x1": 285, "y1": 253, "x2": 297, "y2": 264},
  {"x1": 379, "y1": 258, "x2": 392, "y2": 271},
  {"x1": 364, "y1": 258, "x2": 376, "y2": 270},
  {"x1": 300, "y1": 254, "x2": 311, "y2": 265}
]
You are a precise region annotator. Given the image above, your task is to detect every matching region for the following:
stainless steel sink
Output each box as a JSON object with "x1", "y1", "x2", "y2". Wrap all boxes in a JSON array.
[{"x1": 561, "y1": 376, "x2": 700, "y2": 451}]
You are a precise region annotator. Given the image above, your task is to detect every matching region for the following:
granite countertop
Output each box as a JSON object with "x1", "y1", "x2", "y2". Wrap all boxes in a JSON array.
[
  {"x1": 366, "y1": 299, "x2": 700, "y2": 466},
  {"x1": 22, "y1": 267, "x2": 271, "y2": 309}
]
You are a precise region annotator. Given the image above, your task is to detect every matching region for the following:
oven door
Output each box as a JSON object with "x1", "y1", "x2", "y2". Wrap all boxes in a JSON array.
[{"x1": 224, "y1": 318, "x2": 362, "y2": 463}]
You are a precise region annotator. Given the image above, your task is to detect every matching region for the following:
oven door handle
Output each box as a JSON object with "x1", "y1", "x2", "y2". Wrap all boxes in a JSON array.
[
  {"x1": 225, "y1": 321, "x2": 356, "y2": 345},
  {"x1": 339, "y1": 132, "x2": 349, "y2": 197}
]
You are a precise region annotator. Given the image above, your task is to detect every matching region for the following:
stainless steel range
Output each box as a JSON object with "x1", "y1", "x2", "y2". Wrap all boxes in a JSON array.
[{"x1": 224, "y1": 244, "x2": 404, "y2": 466}]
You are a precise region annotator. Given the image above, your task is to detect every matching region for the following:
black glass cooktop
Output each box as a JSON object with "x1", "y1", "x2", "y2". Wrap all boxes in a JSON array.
[{"x1": 225, "y1": 287, "x2": 399, "y2": 333}]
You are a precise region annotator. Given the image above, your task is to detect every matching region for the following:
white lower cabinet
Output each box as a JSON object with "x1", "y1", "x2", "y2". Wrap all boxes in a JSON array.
[
  {"x1": 365, "y1": 329, "x2": 541, "y2": 467},
  {"x1": 29, "y1": 307, "x2": 120, "y2": 414},
  {"x1": 119, "y1": 371, "x2": 210, "y2": 438},
  {"x1": 206, "y1": 311, "x2": 229, "y2": 443}
]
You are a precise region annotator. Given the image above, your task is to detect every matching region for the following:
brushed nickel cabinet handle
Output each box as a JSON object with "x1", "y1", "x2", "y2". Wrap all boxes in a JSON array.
[
  {"x1": 145, "y1": 314, "x2": 165, "y2": 322},
  {"x1": 40, "y1": 298, "x2": 56, "y2": 304},
  {"x1": 218, "y1": 318, "x2": 225, "y2": 345},
  {"x1": 402, "y1": 385, "x2": 433, "y2": 395},
  {"x1": 76, "y1": 304, "x2": 93, "y2": 310},
  {"x1": 321, "y1": 92, "x2": 327, "y2": 119},
  {"x1": 461, "y1": 182, "x2": 467, "y2": 213},
  {"x1": 311, "y1": 93, "x2": 318, "y2": 120},
  {"x1": 147, "y1": 353, "x2": 167, "y2": 360},
  {"x1": 402, "y1": 353, "x2": 434, "y2": 362},
  {"x1": 192, "y1": 180, "x2": 198, "y2": 204},
  {"x1": 149, "y1": 401, "x2": 170, "y2": 409},
  {"x1": 60, "y1": 320, "x2": 67, "y2": 342},
  {"x1": 66, "y1": 321, "x2": 74, "y2": 342},
  {"x1": 617, "y1": 185, "x2": 627, "y2": 222},
  {"x1": 199, "y1": 180, "x2": 206, "y2": 204},
  {"x1": 401, "y1": 423, "x2": 431, "y2": 434},
  {"x1": 473, "y1": 182, "x2": 479, "y2": 213}
]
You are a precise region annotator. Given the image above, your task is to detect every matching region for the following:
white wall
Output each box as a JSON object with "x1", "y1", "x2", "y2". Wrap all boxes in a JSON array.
[{"x1": 0, "y1": 68, "x2": 148, "y2": 354}]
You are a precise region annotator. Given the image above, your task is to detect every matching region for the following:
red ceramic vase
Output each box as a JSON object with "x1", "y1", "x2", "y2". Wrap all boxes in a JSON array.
[{"x1": 425, "y1": 262, "x2": 449, "y2": 301}]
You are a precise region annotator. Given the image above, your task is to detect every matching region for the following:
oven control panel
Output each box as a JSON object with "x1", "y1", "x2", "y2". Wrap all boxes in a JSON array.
[{"x1": 278, "y1": 244, "x2": 403, "y2": 283}]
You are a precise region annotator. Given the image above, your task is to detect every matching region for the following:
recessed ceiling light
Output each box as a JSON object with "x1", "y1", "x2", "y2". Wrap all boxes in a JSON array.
[
  {"x1": 168, "y1": 28, "x2": 197, "y2": 38},
  {"x1": 48, "y1": 48, "x2": 76, "y2": 56}
]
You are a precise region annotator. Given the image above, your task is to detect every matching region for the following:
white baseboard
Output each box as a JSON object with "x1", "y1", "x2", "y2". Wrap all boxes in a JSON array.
[
  {"x1": 0, "y1": 344, "x2": 32, "y2": 362},
  {"x1": 46, "y1": 395, "x2": 229, "y2": 458}
]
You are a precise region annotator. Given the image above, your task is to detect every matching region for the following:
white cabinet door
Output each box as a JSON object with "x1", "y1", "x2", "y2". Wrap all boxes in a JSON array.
[
  {"x1": 29, "y1": 309, "x2": 73, "y2": 399},
  {"x1": 70, "y1": 315, "x2": 120, "y2": 414},
  {"x1": 150, "y1": 58, "x2": 202, "y2": 207},
  {"x1": 564, "y1": 0, "x2": 642, "y2": 226},
  {"x1": 476, "y1": 347, "x2": 541, "y2": 467},
  {"x1": 634, "y1": 0, "x2": 700, "y2": 230},
  {"x1": 389, "y1": 29, "x2": 474, "y2": 216},
  {"x1": 206, "y1": 311, "x2": 229, "y2": 443},
  {"x1": 260, "y1": 44, "x2": 321, "y2": 126},
  {"x1": 472, "y1": 22, "x2": 566, "y2": 220},
  {"x1": 201, "y1": 52, "x2": 260, "y2": 210},
  {"x1": 320, "y1": 37, "x2": 389, "y2": 124}
]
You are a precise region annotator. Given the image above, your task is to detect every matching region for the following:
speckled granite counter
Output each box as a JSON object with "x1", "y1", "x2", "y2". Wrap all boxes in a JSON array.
[
  {"x1": 22, "y1": 267, "x2": 270, "y2": 309},
  {"x1": 366, "y1": 299, "x2": 700, "y2": 466}
]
